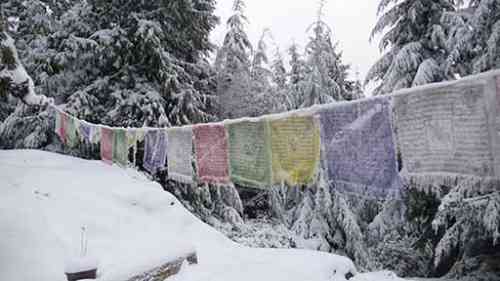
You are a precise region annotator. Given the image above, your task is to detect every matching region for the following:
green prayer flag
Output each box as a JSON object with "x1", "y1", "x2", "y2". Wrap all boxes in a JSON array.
[
  {"x1": 66, "y1": 117, "x2": 79, "y2": 148},
  {"x1": 113, "y1": 128, "x2": 128, "y2": 167},
  {"x1": 227, "y1": 120, "x2": 273, "y2": 188}
]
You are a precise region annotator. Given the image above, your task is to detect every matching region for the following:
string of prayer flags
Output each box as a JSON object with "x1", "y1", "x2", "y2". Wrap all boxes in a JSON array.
[
  {"x1": 226, "y1": 120, "x2": 273, "y2": 188},
  {"x1": 318, "y1": 97, "x2": 401, "y2": 198},
  {"x1": 143, "y1": 129, "x2": 168, "y2": 174},
  {"x1": 167, "y1": 126, "x2": 194, "y2": 184},
  {"x1": 193, "y1": 123, "x2": 230, "y2": 184},
  {"x1": 113, "y1": 128, "x2": 129, "y2": 167},
  {"x1": 269, "y1": 115, "x2": 321, "y2": 186},
  {"x1": 100, "y1": 127, "x2": 114, "y2": 165},
  {"x1": 394, "y1": 80, "x2": 495, "y2": 177}
]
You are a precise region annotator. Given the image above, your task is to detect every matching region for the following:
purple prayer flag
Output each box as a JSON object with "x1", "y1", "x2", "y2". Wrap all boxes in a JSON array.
[
  {"x1": 79, "y1": 122, "x2": 92, "y2": 142},
  {"x1": 318, "y1": 97, "x2": 401, "y2": 199},
  {"x1": 143, "y1": 129, "x2": 168, "y2": 174}
]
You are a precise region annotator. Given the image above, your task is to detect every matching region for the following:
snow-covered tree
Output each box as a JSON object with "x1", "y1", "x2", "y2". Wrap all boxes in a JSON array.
[
  {"x1": 430, "y1": 179, "x2": 500, "y2": 275},
  {"x1": 269, "y1": 46, "x2": 288, "y2": 113},
  {"x1": 352, "y1": 69, "x2": 365, "y2": 100},
  {"x1": 0, "y1": 12, "x2": 51, "y2": 106},
  {"x1": 0, "y1": 9, "x2": 53, "y2": 148},
  {"x1": 215, "y1": 0, "x2": 253, "y2": 118},
  {"x1": 1, "y1": 0, "x2": 219, "y2": 149},
  {"x1": 286, "y1": 43, "x2": 308, "y2": 110},
  {"x1": 302, "y1": 0, "x2": 355, "y2": 106},
  {"x1": 367, "y1": 0, "x2": 457, "y2": 95},
  {"x1": 250, "y1": 29, "x2": 284, "y2": 116},
  {"x1": 442, "y1": 0, "x2": 500, "y2": 76},
  {"x1": 250, "y1": 29, "x2": 272, "y2": 94},
  {"x1": 271, "y1": 47, "x2": 287, "y2": 91}
]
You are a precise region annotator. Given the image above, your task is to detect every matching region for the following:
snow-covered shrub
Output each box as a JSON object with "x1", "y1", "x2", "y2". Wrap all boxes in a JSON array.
[
  {"x1": 0, "y1": 102, "x2": 53, "y2": 149},
  {"x1": 432, "y1": 178, "x2": 500, "y2": 274}
]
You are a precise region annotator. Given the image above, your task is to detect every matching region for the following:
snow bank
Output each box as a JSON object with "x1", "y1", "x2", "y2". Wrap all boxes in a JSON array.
[{"x1": 0, "y1": 150, "x2": 361, "y2": 281}]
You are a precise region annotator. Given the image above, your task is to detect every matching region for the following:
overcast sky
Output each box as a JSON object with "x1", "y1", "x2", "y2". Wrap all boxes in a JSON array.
[{"x1": 211, "y1": 0, "x2": 381, "y2": 83}]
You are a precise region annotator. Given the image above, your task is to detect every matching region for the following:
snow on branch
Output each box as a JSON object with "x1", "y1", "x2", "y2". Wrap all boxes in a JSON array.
[{"x1": 0, "y1": 31, "x2": 52, "y2": 106}]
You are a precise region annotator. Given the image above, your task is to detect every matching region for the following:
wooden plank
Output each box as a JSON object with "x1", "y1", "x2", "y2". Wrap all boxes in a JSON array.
[{"x1": 126, "y1": 252, "x2": 197, "y2": 281}]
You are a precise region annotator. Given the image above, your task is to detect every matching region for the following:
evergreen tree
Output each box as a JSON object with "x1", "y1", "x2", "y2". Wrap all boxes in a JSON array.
[
  {"x1": 215, "y1": 0, "x2": 253, "y2": 118},
  {"x1": 352, "y1": 69, "x2": 365, "y2": 100},
  {"x1": 367, "y1": 0, "x2": 457, "y2": 95},
  {"x1": 251, "y1": 29, "x2": 272, "y2": 92},
  {"x1": 14, "y1": 0, "x2": 219, "y2": 127},
  {"x1": 0, "y1": 7, "x2": 50, "y2": 106},
  {"x1": 442, "y1": 0, "x2": 500, "y2": 75},
  {"x1": 250, "y1": 29, "x2": 276, "y2": 116},
  {"x1": 0, "y1": 0, "x2": 219, "y2": 149},
  {"x1": 269, "y1": 46, "x2": 288, "y2": 113},
  {"x1": 287, "y1": 42, "x2": 308, "y2": 110},
  {"x1": 271, "y1": 47, "x2": 287, "y2": 90},
  {"x1": 302, "y1": 0, "x2": 354, "y2": 107}
]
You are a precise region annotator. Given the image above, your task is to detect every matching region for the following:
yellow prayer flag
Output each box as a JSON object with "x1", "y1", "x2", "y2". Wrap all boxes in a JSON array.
[{"x1": 269, "y1": 115, "x2": 321, "y2": 186}]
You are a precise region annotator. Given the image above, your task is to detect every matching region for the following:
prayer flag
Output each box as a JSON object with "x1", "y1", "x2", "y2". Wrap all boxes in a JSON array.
[
  {"x1": 227, "y1": 120, "x2": 272, "y2": 188},
  {"x1": 193, "y1": 123, "x2": 230, "y2": 184},
  {"x1": 113, "y1": 128, "x2": 128, "y2": 167},
  {"x1": 100, "y1": 127, "x2": 114, "y2": 165},
  {"x1": 66, "y1": 116, "x2": 79, "y2": 148},
  {"x1": 143, "y1": 129, "x2": 168, "y2": 174},
  {"x1": 319, "y1": 97, "x2": 401, "y2": 198},
  {"x1": 394, "y1": 81, "x2": 495, "y2": 177},
  {"x1": 269, "y1": 115, "x2": 320, "y2": 186},
  {"x1": 167, "y1": 126, "x2": 194, "y2": 184}
]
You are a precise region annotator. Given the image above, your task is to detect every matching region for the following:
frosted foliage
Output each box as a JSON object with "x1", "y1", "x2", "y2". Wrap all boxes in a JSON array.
[
  {"x1": 368, "y1": 0, "x2": 455, "y2": 95},
  {"x1": 0, "y1": 32, "x2": 51, "y2": 105},
  {"x1": 368, "y1": 201, "x2": 405, "y2": 243},
  {"x1": 0, "y1": 103, "x2": 52, "y2": 149},
  {"x1": 266, "y1": 171, "x2": 375, "y2": 271},
  {"x1": 303, "y1": 18, "x2": 353, "y2": 104},
  {"x1": 286, "y1": 43, "x2": 308, "y2": 110},
  {"x1": 2, "y1": 0, "x2": 218, "y2": 136},
  {"x1": 249, "y1": 29, "x2": 278, "y2": 116},
  {"x1": 436, "y1": 0, "x2": 500, "y2": 77},
  {"x1": 215, "y1": 0, "x2": 254, "y2": 118},
  {"x1": 432, "y1": 179, "x2": 500, "y2": 269},
  {"x1": 413, "y1": 58, "x2": 441, "y2": 86}
]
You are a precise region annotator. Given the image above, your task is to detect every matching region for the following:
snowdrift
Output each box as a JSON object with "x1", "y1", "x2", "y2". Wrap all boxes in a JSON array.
[{"x1": 0, "y1": 150, "x2": 367, "y2": 281}]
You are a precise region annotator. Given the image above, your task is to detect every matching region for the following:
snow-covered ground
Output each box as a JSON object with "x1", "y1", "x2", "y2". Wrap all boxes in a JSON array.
[{"x1": 0, "y1": 150, "x2": 406, "y2": 281}]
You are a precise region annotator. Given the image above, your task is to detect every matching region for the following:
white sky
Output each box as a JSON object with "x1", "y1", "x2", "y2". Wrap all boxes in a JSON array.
[{"x1": 211, "y1": 0, "x2": 381, "y2": 83}]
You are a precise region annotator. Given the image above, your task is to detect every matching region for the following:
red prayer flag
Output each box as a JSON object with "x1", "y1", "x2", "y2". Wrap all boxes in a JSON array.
[
  {"x1": 193, "y1": 123, "x2": 230, "y2": 184},
  {"x1": 100, "y1": 127, "x2": 114, "y2": 165},
  {"x1": 58, "y1": 112, "x2": 68, "y2": 144}
]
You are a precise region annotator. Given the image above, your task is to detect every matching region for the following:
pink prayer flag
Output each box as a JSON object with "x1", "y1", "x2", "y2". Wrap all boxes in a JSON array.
[
  {"x1": 58, "y1": 112, "x2": 68, "y2": 144},
  {"x1": 100, "y1": 127, "x2": 114, "y2": 165},
  {"x1": 193, "y1": 123, "x2": 230, "y2": 184}
]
